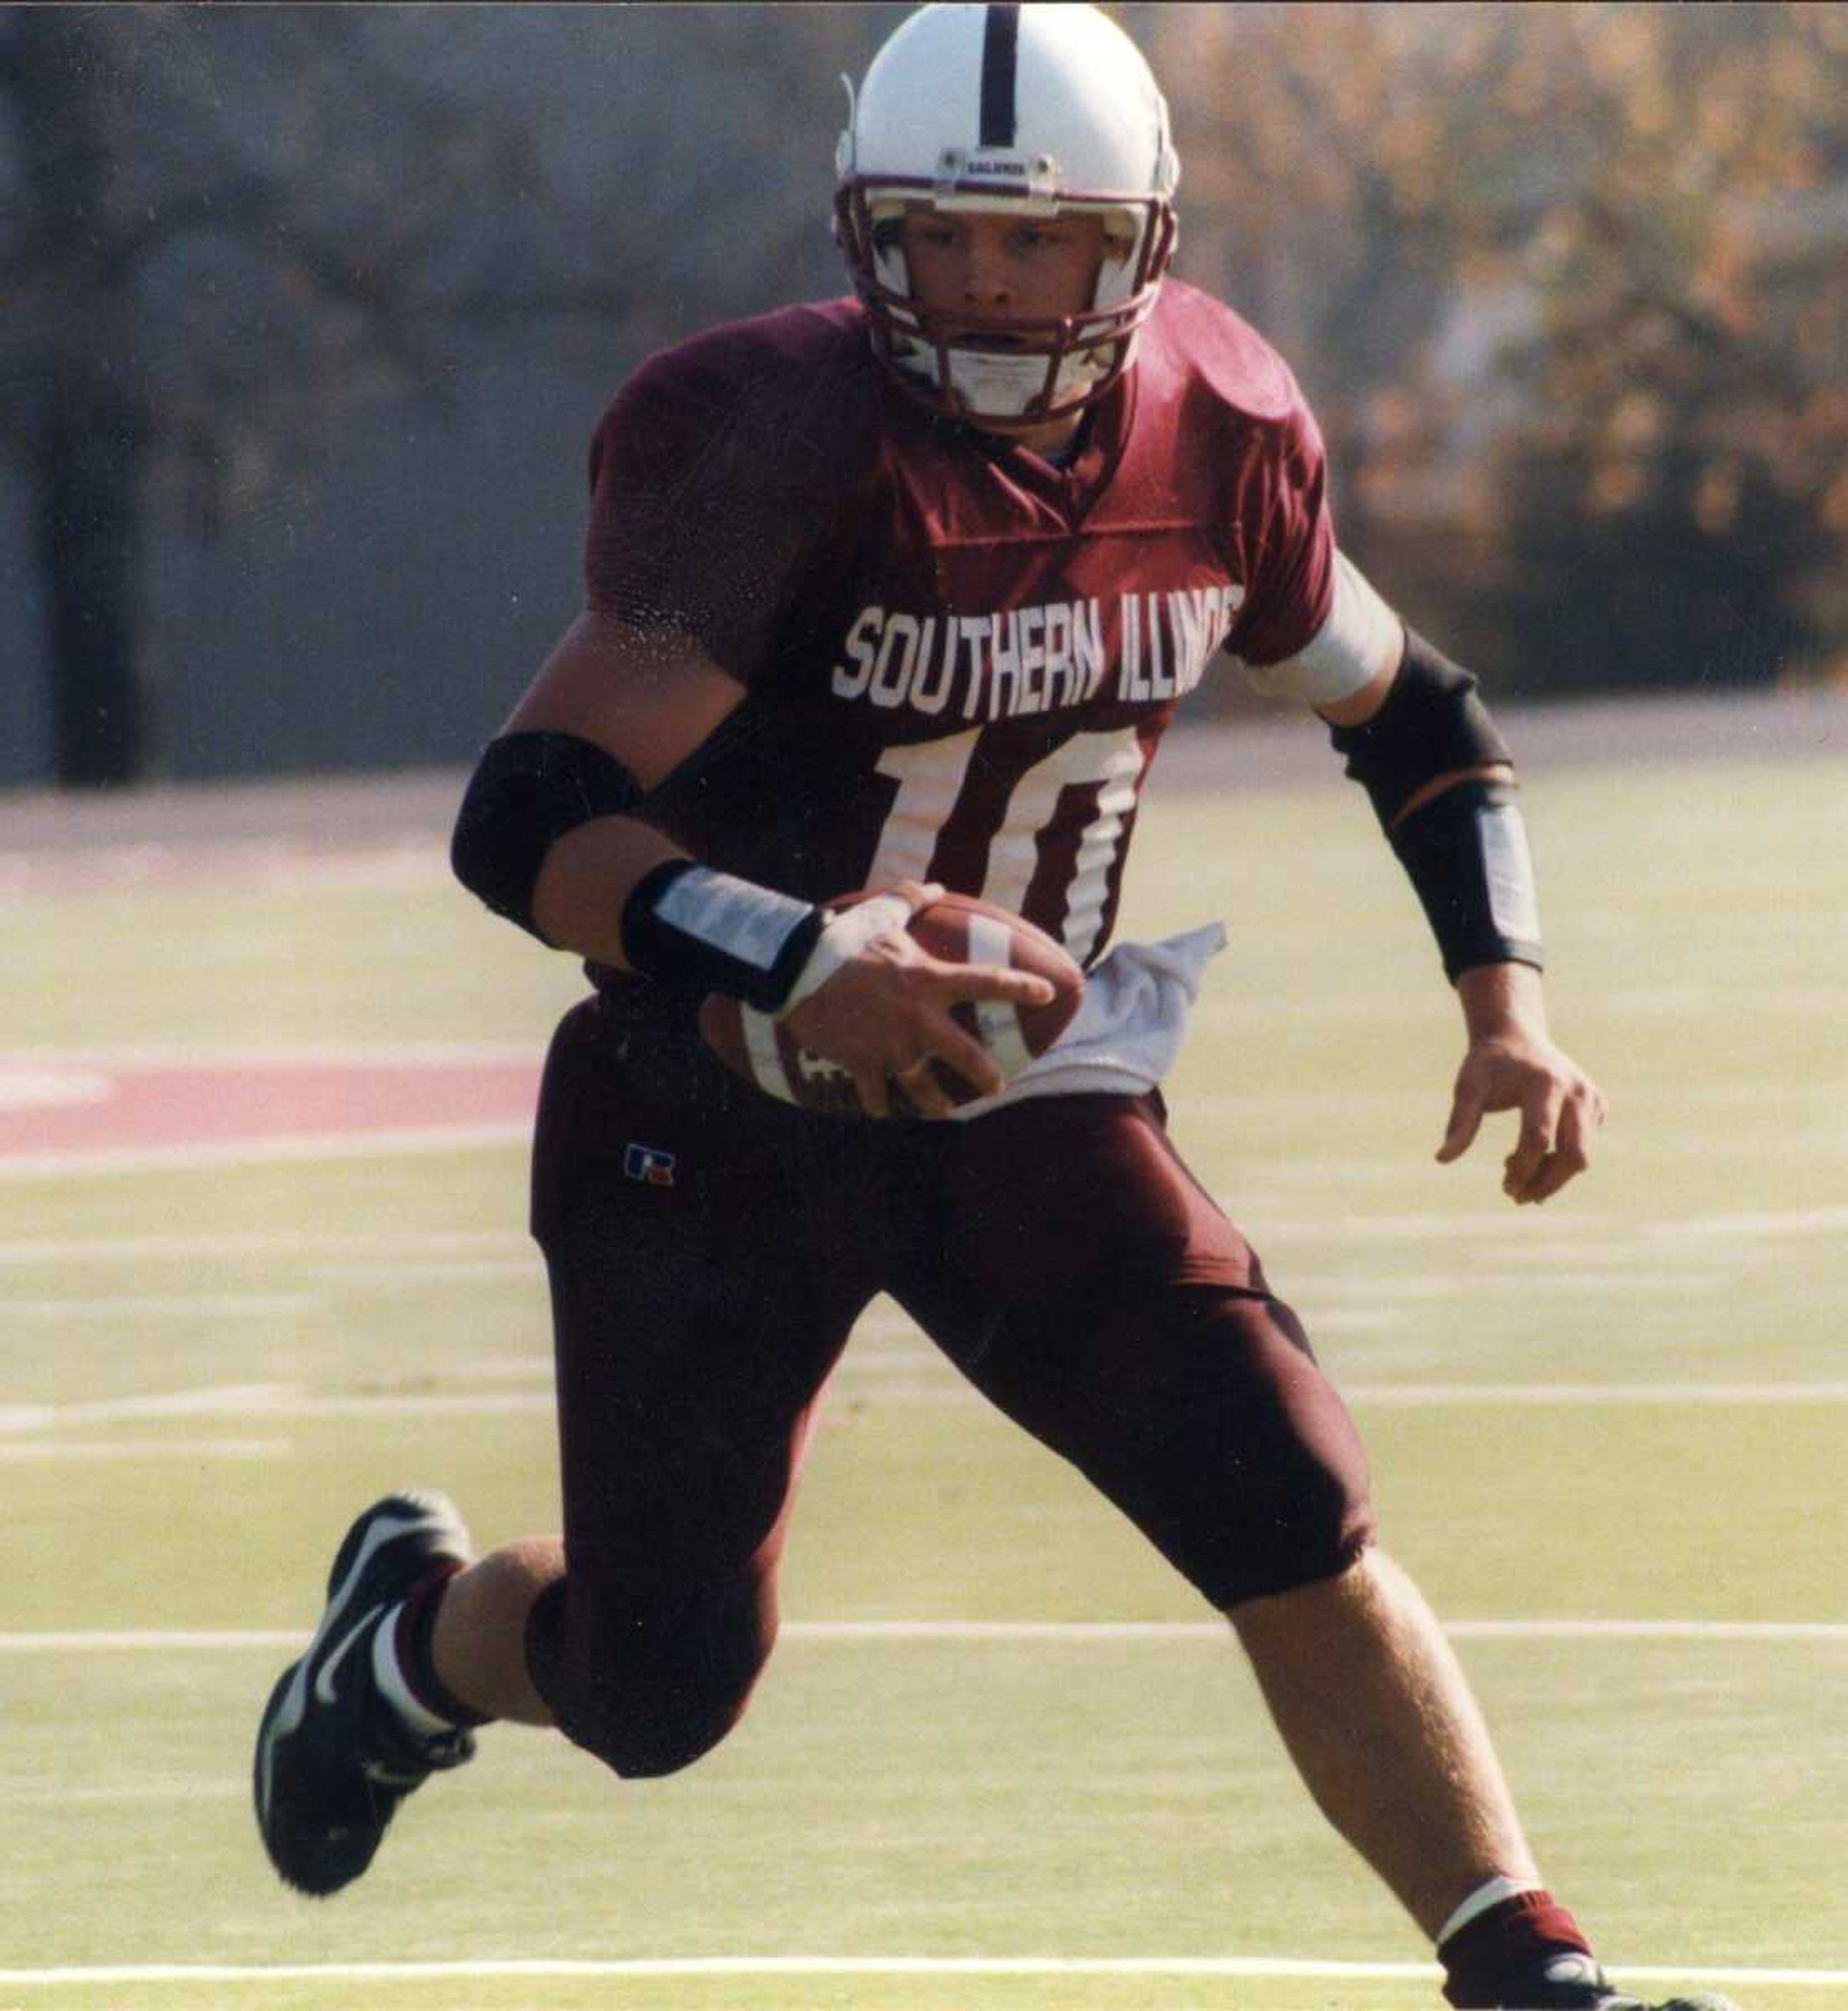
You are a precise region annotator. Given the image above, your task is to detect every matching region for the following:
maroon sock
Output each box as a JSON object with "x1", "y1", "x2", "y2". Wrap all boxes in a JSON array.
[
  {"x1": 391, "y1": 1560, "x2": 491, "y2": 1729},
  {"x1": 1439, "y1": 1890, "x2": 1595, "y2": 2009}
]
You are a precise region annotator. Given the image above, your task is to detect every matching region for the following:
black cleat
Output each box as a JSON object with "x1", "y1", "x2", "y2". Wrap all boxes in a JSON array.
[
  {"x1": 254, "y1": 1490, "x2": 476, "y2": 1895},
  {"x1": 1494, "y1": 1950, "x2": 1741, "y2": 2011}
]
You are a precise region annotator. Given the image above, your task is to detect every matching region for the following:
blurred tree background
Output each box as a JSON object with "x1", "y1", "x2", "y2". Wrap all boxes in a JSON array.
[
  {"x1": 1139, "y1": 0, "x2": 1848, "y2": 701},
  {"x1": 3, "y1": 2, "x2": 1844, "y2": 786}
]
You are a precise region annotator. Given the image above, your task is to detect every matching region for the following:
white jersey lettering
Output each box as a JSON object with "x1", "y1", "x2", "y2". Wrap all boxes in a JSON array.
[
  {"x1": 1073, "y1": 597, "x2": 1106, "y2": 700},
  {"x1": 910, "y1": 617, "x2": 956, "y2": 716},
  {"x1": 1017, "y1": 606, "x2": 1046, "y2": 715},
  {"x1": 988, "y1": 613, "x2": 1022, "y2": 722},
  {"x1": 869, "y1": 610, "x2": 919, "y2": 709},
  {"x1": 831, "y1": 605, "x2": 882, "y2": 699}
]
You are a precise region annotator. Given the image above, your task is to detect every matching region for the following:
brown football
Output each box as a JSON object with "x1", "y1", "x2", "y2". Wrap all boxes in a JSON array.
[{"x1": 697, "y1": 890, "x2": 1084, "y2": 1117}]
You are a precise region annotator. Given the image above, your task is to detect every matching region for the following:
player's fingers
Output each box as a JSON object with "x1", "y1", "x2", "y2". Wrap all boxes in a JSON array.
[
  {"x1": 889, "y1": 879, "x2": 945, "y2": 917},
  {"x1": 852, "y1": 1056, "x2": 892, "y2": 1120},
  {"x1": 1523, "y1": 1089, "x2": 1597, "y2": 1204},
  {"x1": 1560, "y1": 1083, "x2": 1599, "y2": 1165},
  {"x1": 890, "y1": 1051, "x2": 959, "y2": 1120},
  {"x1": 924, "y1": 1018, "x2": 1007, "y2": 1101},
  {"x1": 1522, "y1": 1150, "x2": 1587, "y2": 1206},
  {"x1": 1502, "y1": 1080, "x2": 1563, "y2": 1200},
  {"x1": 934, "y1": 961, "x2": 1056, "y2": 1008},
  {"x1": 1435, "y1": 1080, "x2": 1485, "y2": 1164},
  {"x1": 910, "y1": 947, "x2": 1055, "y2": 1009}
]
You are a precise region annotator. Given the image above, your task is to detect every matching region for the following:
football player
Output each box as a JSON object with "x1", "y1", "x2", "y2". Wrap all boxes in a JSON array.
[{"x1": 254, "y1": 10, "x2": 1734, "y2": 2010}]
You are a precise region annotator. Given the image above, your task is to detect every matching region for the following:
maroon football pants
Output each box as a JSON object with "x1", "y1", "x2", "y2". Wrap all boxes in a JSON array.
[{"x1": 523, "y1": 994, "x2": 1374, "y2": 1778}]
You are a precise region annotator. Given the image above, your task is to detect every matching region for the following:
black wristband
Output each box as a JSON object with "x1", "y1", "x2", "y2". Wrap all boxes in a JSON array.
[
  {"x1": 1391, "y1": 779, "x2": 1543, "y2": 982},
  {"x1": 619, "y1": 860, "x2": 825, "y2": 1012}
]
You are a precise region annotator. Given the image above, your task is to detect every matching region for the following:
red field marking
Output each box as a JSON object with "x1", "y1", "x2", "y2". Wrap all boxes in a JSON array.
[{"x1": 0, "y1": 1053, "x2": 541, "y2": 1163}]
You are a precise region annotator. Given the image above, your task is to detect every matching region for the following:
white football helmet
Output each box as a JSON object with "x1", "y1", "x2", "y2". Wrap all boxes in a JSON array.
[{"x1": 834, "y1": 3, "x2": 1181, "y2": 427}]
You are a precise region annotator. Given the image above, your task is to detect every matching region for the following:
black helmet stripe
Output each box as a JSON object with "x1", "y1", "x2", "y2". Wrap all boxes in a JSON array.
[{"x1": 978, "y1": 3, "x2": 1020, "y2": 148}]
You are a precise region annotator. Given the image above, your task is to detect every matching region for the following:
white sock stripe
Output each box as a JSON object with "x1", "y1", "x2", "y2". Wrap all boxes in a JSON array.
[
  {"x1": 1436, "y1": 1874, "x2": 1544, "y2": 1949},
  {"x1": 370, "y1": 1601, "x2": 457, "y2": 1739}
]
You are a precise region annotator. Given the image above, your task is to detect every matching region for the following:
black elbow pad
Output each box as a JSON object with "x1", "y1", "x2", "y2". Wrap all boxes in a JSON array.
[
  {"x1": 451, "y1": 731, "x2": 645, "y2": 943},
  {"x1": 1328, "y1": 628, "x2": 1511, "y2": 828}
]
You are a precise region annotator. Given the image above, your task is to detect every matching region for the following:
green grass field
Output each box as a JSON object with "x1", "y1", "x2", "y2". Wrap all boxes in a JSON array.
[{"x1": 2, "y1": 735, "x2": 1845, "y2": 2010}]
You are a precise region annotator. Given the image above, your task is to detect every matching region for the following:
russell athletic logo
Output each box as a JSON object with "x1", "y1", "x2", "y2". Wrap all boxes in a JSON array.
[{"x1": 624, "y1": 1143, "x2": 677, "y2": 1187}]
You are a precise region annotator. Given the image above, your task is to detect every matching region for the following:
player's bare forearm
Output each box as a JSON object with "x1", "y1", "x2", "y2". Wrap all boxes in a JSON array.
[
  {"x1": 1455, "y1": 959, "x2": 1548, "y2": 1043},
  {"x1": 529, "y1": 814, "x2": 688, "y2": 968},
  {"x1": 1439, "y1": 962, "x2": 1608, "y2": 1205}
]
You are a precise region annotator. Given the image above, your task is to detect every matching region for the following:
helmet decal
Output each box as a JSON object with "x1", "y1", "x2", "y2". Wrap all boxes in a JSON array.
[{"x1": 979, "y1": 4, "x2": 1021, "y2": 149}]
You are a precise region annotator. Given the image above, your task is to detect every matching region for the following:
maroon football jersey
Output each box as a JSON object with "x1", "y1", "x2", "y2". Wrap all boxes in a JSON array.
[{"x1": 584, "y1": 281, "x2": 1335, "y2": 972}]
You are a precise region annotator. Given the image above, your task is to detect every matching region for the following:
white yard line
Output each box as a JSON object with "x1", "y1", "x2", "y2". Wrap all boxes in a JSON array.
[
  {"x1": 0, "y1": 1631, "x2": 305, "y2": 1652},
  {"x1": 1345, "y1": 1381, "x2": 1848, "y2": 1405},
  {"x1": 1647, "y1": 1206, "x2": 1848, "y2": 1239},
  {"x1": 1298, "y1": 1271, "x2": 1725, "y2": 1299},
  {"x1": 1, "y1": 1618, "x2": 1842, "y2": 1653},
  {"x1": 0, "y1": 1385, "x2": 308, "y2": 1433},
  {"x1": 0, "y1": 1439, "x2": 286, "y2": 1463},
  {"x1": 303, "y1": 1258, "x2": 540, "y2": 1282},
  {"x1": 0, "y1": 1956, "x2": 1837, "y2": 1987},
  {"x1": 218, "y1": 1391, "x2": 554, "y2": 1418},
  {"x1": 8, "y1": 1376, "x2": 1848, "y2": 1439},
  {"x1": 1447, "y1": 1619, "x2": 1848, "y2": 1641},
  {"x1": 1244, "y1": 1207, "x2": 1848, "y2": 1244},
  {"x1": 6, "y1": 1294, "x2": 314, "y2": 1319},
  {"x1": 824, "y1": 1377, "x2": 1848, "y2": 1409},
  {"x1": 0, "y1": 1231, "x2": 532, "y2": 1264},
  {"x1": 4, "y1": 1780, "x2": 248, "y2": 1806},
  {"x1": 0, "y1": 1385, "x2": 554, "y2": 1434},
  {"x1": 790, "y1": 1619, "x2": 1848, "y2": 1643},
  {"x1": 0, "y1": 1123, "x2": 533, "y2": 1181},
  {"x1": 0, "y1": 1042, "x2": 542, "y2": 1069}
]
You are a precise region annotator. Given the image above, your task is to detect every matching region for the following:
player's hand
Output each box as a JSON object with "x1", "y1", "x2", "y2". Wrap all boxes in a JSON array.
[
  {"x1": 1437, "y1": 1028, "x2": 1609, "y2": 1204},
  {"x1": 780, "y1": 881, "x2": 1055, "y2": 1119}
]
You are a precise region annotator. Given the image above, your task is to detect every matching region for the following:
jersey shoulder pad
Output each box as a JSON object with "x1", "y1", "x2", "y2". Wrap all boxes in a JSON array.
[
  {"x1": 595, "y1": 300, "x2": 878, "y2": 478},
  {"x1": 1142, "y1": 280, "x2": 1307, "y2": 428}
]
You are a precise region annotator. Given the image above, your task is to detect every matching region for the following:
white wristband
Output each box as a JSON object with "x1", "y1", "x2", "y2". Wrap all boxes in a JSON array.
[{"x1": 773, "y1": 892, "x2": 913, "y2": 1020}]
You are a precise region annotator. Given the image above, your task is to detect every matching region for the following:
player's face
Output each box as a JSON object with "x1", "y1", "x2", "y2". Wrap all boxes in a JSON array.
[
  {"x1": 900, "y1": 207, "x2": 1107, "y2": 331},
  {"x1": 898, "y1": 206, "x2": 1109, "y2": 452}
]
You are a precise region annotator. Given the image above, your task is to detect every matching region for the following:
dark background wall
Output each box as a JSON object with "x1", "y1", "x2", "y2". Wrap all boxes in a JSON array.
[{"x1": 138, "y1": 361, "x2": 599, "y2": 780}]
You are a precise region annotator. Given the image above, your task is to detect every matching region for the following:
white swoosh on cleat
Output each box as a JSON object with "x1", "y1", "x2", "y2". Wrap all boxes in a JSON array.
[
  {"x1": 313, "y1": 1605, "x2": 383, "y2": 1707},
  {"x1": 256, "y1": 1505, "x2": 452, "y2": 1824}
]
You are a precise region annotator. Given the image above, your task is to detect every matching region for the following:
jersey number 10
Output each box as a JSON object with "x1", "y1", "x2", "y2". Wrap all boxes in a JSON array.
[{"x1": 869, "y1": 725, "x2": 1148, "y2": 966}]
